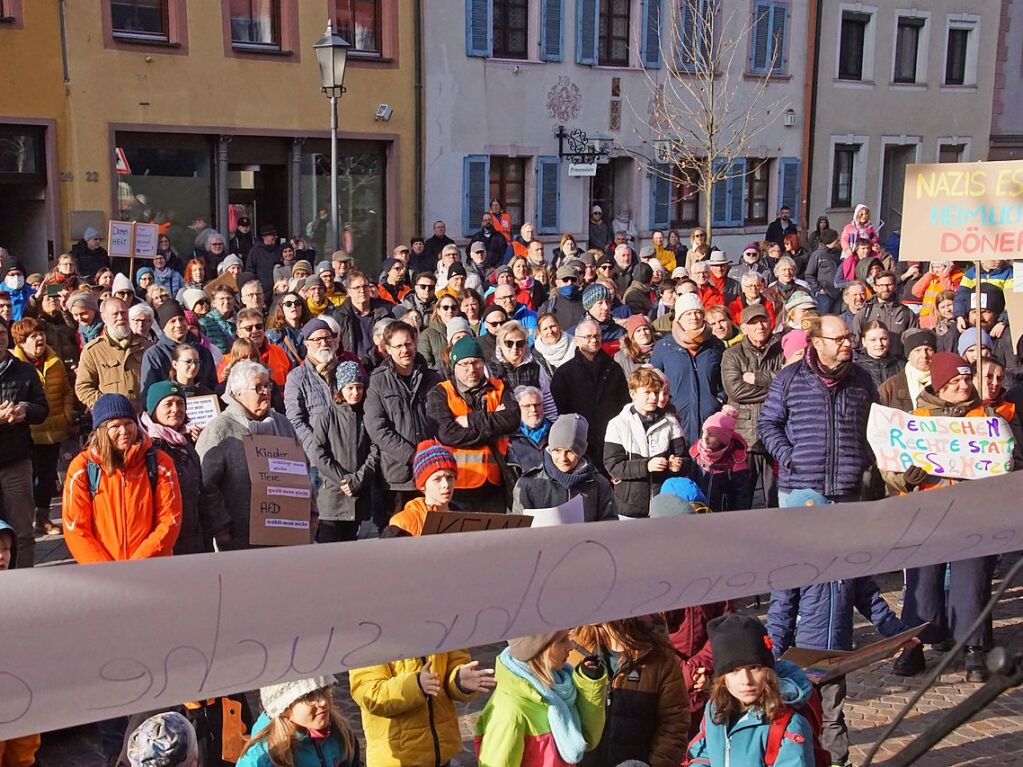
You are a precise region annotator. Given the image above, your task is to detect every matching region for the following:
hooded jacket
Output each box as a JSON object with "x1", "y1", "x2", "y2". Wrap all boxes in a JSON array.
[
  {"x1": 62, "y1": 435, "x2": 182, "y2": 563},
  {"x1": 350, "y1": 651, "x2": 476, "y2": 767},
  {"x1": 651, "y1": 330, "x2": 726, "y2": 445},
  {"x1": 0, "y1": 518, "x2": 19, "y2": 568},
  {"x1": 237, "y1": 711, "x2": 358, "y2": 767},
  {"x1": 854, "y1": 349, "x2": 906, "y2": 389},
  {"x1": 686, "y1": 660, "x2": 815, "y2": 767},
  {"x1": 11, "y1": 346, "x2": 71, "y2": 446}
]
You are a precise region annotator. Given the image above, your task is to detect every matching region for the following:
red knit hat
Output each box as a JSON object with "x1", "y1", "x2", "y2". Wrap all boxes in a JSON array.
[
  {"x1": 624, "y1": 313, "x2": 651, "y2": 338},
  {"x1": 412, "y1": 440, "x2": 457, "y2": 490},
  {"x1": 929, "y1": 352, "x2": 973, "y2": 393}
]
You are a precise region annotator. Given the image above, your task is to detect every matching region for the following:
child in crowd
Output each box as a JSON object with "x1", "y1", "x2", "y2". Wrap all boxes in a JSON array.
[
  {"x1": 687, "y1": 615, "x2": 817, "y2": 766},
  {"x1": 767, "y1": 489, "x2": 917, "y2": 767},
  {"x1": 0, "y1": 520, "x2": 42, "y2": 767},
  {"x1": 238, "y1": 676, "x2": 359, "y2": 767},
  {"x1": 380, "y1": 440, "x2": 456, "y2": 537},
  {"x1": 688, "y1": 405, "x2": 753, "y2": 512},
  {"x1": 126, "y1": 712, "x2": 199, "y2": 767},
  {"x1": 475, "y1": 631, "x2": 608, "y2": 767},
  {"x1": 604, "y1": 367, "x2": 688, "y2": 519},
  {"x1": 309, "y1": 361, "x2": 380, "y2": 543}
]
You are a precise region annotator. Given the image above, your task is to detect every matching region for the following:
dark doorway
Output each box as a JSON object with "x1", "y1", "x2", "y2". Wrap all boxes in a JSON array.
[{"x1": 879, "y1": 144, "x2": 917, "y2": 236}]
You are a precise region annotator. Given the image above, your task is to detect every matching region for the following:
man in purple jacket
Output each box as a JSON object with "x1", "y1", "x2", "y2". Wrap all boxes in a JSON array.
[{"x1": 757, "y1": 314, "x2": 877, "y2": 506}]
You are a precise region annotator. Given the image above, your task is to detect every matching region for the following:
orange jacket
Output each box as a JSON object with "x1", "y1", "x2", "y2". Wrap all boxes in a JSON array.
[
  {"x1": 216, "y1": 339, "x2": 292, "y2": 387},
  {"x1": 438, "y1": 379, "x2": 508, "y2": 488},
  {"x1": 62, "y1": 435, "x2": 182, "y2": 563},
  {"x1": 387, "y1": 497, "x2": 433, "y2": 537}
]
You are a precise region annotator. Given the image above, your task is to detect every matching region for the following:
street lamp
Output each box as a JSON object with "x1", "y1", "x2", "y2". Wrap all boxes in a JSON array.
[{"x1": 313, "y1": 19, "x2": 350, "y2": 253}]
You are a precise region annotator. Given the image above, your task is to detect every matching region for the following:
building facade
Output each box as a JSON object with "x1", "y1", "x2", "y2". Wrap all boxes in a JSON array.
[
  {"x1": 422, "y1": 0, "x2": 809, "y2": 257},
  {"x1": 806, "y1": 0, "x2": 1000, "y2": 243},
  {"x1": 990, "y1": 0, "x2": 1023, "y2": 161},
  {"x1": 0, "y1": 0, "x2": 416, "y2": 274}
]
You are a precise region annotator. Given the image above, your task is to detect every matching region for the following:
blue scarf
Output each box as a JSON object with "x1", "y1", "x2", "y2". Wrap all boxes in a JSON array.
[
  {"x1": 499, "y1": 648, "x2": 586, "y2": 763},
  {"x1": 519, "y1": 420, "x2": 551, "y2": 445},
  {"x1": 558, "y1": 285, "x2": 580, "y2": 300},
  {"x1": 79, "y1": 320, "x2": 103, "y2": 345},
  {"x1": 543, "y1": 451, "x2": 593, "y2": 490}
]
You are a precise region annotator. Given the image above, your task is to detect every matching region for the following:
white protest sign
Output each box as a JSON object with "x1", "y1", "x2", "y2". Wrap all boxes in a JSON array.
[
  {"x1": 527, "y1": 494, "x2": 586, "y2": 527},
  {"x1": 185, "y1": 395, "x2": 221, "y2": 430},
  {"x1": 107, "y1": 221, "x2": 133, "y2": 258},
  {"x1": 133, "y1": 222, "x2": 159, "y2": 259},
  {"x1": 866, "y1": 403, "x2": 1014, "y2": 480},
  {"x1": 1, "y1": 472, "x2": 1022, "y2": 739}
]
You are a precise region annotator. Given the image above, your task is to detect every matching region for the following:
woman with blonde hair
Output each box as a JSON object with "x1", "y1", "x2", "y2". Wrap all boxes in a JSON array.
[
  {"x1": 493, "y1": 319, "x2": 557, "y2": 421},
  {"x1": 238, "y1": 676, "x2": 358, "y2": 767}
]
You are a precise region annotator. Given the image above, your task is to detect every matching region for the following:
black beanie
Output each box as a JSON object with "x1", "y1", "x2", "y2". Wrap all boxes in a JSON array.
[
  {"x1": 155, "y1": 300, "x2": 186, "y2": 329},
  {"x1": 633, "y1": 262, "x2": 654, "y2": 285},
  {"x1": 707, "y1": 614, "x2": 776, "y2": 676}
]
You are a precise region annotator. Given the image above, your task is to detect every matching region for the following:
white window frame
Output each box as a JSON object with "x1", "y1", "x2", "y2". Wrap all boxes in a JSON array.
[
  {"x1": 935, "y1": 137, "x2": 973, "y2": 163},
  {"x1": 826, "y1": 134, "x2": 869, "y2": 211},
  {"x1": 834, "y1": 2, "x2": 877, "y2": 86},
  {"x1": 890, "y1": 9, "x2": 930, "y2": 87},
  {"x1": 942, "y1": 12, "x2": 980, "y2": 87}
]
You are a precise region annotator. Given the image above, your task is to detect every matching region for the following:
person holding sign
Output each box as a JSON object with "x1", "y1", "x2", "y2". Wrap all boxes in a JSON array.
[{"x1": 885, "y1": 353, "x2": 1023, "y2": 682}]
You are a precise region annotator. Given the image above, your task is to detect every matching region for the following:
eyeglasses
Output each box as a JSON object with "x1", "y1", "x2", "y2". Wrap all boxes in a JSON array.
[
  {"x1": 576, "y1": 334, "x2": 600, "y2": 341},
  {"x1": 389, "y1": 341, "x2": 416, "y2": 350},
  {"x1": 484, "y1": 319, "x2": 504, "y2": 328},
  {"x1": 282, "y1": 300, "x2": 301, "y2": 308},
  {"x1": 495, "y1": 295, "x2": 515, "y2": 302},
  {"x1": 178, "y1": 358, "x2": 200, "y2": 366},
  {"x1": 239, "y1": 324, "x2": 264, "y2": 332},
  {"x1": 503, "y1": 339, "x2": 526, "y2": 349},
  {"x1": 820, "y1": 334, "x2": 853, "y2": 345},
  {"x1": 306, "y1": 334, "x2": 334, "y2": 344},
  {"x1": 246, "y1": 383, "x2": 272, "y2": 394},
  {"x1": 416, "y1": 283, "x2": 435, "y2": 290},
  {"x1": 349, "y1": 284, "x2": 369, "y2": 292},
  {"x1": 560, "y1": 277, "x2": 577, "y2": 284}
]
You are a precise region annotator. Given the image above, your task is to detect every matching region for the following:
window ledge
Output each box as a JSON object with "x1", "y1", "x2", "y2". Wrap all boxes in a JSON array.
[
  {"x1": 231, "y1": 43, "x2": 292, "y2": 56},
  {"x1": 833, "y1": 78, "x2": 875, "y2": 89},
  {"x1": 890, "y1": 81, "x2": 927, "y2": 89},
  {"x1": 348, "y1": 51, "x2": 389, "y2": 61},
  {"x1": 487, "y1": 56, "x2": 542, "y2": 67},
  {"x1": 743, "y1": 72, "x2": 792, "y2": 81},
  {"x1": 0, "y1": 15, "x2": 16, "y2": 24},
  {"x1": 941, "y1": 84, "x2": 977, "y2": 92},
  {"x1": 111, "y1": 33, "x2": 178, "y2": 47},
  {"x1": 594, "y1": 64, "x2": 643, "y2": 71}
]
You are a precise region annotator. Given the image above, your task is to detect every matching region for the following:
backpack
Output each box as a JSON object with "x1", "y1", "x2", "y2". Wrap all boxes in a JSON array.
[
  {"x1": 765, "y1": 687, "x2": 832, "y2": 767},
  {"x1": 86, "y1": 447, "x2": 159, "y2": 497}
]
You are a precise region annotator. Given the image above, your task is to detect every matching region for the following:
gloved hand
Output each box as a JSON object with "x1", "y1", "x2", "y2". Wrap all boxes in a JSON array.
[
  {"x1": 576, "y1": 655, "x2": 606, "y2": 680},
  {"x1": 903, "y1": 465, "x2": 930, "y2": 487}
]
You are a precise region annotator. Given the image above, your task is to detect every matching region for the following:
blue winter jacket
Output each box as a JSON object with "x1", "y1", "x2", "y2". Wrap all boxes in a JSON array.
[
  {"x1": 687, "y1": 660, "x2": 815, "y2": 767},
  {"x1": 237, "y1": 712, "x2": 359, "y2": 767},
  {"x1": 651, "y1": 332, "x2": 725, "y2": 444},
  {"x1": 767, "y1": 576, "x2": 908, "y2": 654},
  {"x1": 757, "y1": 360, "x2": 876, "y2": 496}
]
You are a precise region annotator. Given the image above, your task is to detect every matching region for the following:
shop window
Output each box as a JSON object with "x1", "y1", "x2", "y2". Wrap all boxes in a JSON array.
[
  {"x1": 489, "y1": 157, "x2": 525, "y2": 232},
  {"x1": 337, "y1": 0, "x2": 381, "y2": 55},
  {"x1": 493, "y1": 0, "x2": 528, "y2": 58},
  {"x1": 745, "y1": 159, "x2": 769, "y2": 226},
  {"x1": 230, "y1": 0, "x2": 279, "y2": 47},
  {"x1": 0, "y1": 126, "x2": 44, "y2": 183},
  {"x1": 598, "y1": 0, "x2": 629, "y2": 66},
  {"x1": 111, "y1": 0, "x2": 169, "y2": 40}
]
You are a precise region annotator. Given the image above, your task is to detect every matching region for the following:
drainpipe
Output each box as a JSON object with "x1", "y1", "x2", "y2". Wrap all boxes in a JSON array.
[
  {"x1": 414, "y1": 0, "x2": 424, "y2": 237},
  {"x1": 800, "y1": 0, "x2": 823, "y2": 234},
  {"x1": 58, "y1": 0, "x2": 70, "y2": 83}
]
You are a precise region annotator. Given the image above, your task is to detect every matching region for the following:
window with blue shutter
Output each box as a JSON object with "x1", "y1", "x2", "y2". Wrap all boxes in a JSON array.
[
  {"x1": 642, "y1": 0, "x2": 662, "y2": 68},
  {"x1": 649, "y1": 166, "x2": 671, "y2": 229},
  {"x1": 678, "y1": 0, "x2": 710, "y2": 73},
  {"x1": 711, "y1": 158, "x2": 746, "y2": 228},
  {"x1": 750, "y1": 1, "x2": 788, "y2": 74},
  {"x1": 463, "y1": 155, "x2": 490, "y2": 236},
  {"x1": 466, "y1": 0, "x2": 493, "y2": 57},
  {"x1": 541, "y1": 0, "x2": 563, "y2": 61},
  {"x1": 778, "y1": 156, "x2": 800, "y2": 214},
  {"x1": 576, "y1": 0, "x2": 598, "y2": 64},
  {"x1": 536, "y1": 157, "x2": 561, "y2": 234}
]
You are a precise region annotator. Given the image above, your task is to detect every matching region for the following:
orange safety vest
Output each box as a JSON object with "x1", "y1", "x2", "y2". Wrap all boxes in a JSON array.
[
  {"x1": 439, "y1": 379, "x2": 509, "y2": 489},
  {"x1": 493, "y1": 212, "x2": 512, "y2": 243}
]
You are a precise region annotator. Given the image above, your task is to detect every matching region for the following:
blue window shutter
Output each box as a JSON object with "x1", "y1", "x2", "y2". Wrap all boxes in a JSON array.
[
  {"x1": 770, "y1": 3, "x2": 788, "y2": 72},
  {"x1": 710, "y1": 158, "x2": 729, "y2": 227},
  {"x1": 465, "y1": 0, "x2": 492, "y2": 57},
  {"x1": 728, "y1": 158, "x2": 747, "y2": 227},
  {"x1": 576, "y1": 0, "x2": 598, "y2": 64},
  {"x1": 541, "y1": 0, "x2": 564, "y2": 61},
  {"x1": 751, "y1": 2, "x2": 771, "y2": 72},
  {"x1": 677, "y1": 0, "x2": 697, "y2": 72},
  {"x1": 649, "y1": 166, "x2": 671, "y2": 229},
  {"x1": 642, "y1": 0, "x2": 663, "y2": 68},
  {"x1": 463, "y1": 155, "x2": 490, "y2": 236},
  {"x1": 536, "y1": 157, "x2": 561, "y2": 234},
  {"x1": 779, "y1": 156, "x2": 801, "y2": 214}
]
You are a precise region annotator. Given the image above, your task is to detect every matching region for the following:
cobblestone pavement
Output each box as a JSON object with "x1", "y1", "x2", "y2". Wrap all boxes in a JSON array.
[{"x1": 31, "y1": 523, "x2": 1023, "y2": 767}]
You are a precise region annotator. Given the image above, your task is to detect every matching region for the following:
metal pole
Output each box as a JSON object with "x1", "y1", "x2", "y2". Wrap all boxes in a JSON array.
[
  {"x1": 329, "y1": 92, "x2": 339, "y2": 253},
  {"x1": 975, "y1": 260, "x2": 984, "y2": 391}
]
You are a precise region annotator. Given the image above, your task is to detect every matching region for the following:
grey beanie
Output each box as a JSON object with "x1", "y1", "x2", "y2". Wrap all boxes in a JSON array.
[
  {"x1": 548, "y1": 413, "x2": 588, "y2": 456},
  {"x1": 260, "y1": 675, "x2": 337, "y2": 719},
  {"x1": 126, "y1": 712, "x2": 199, "y2": 767},
  {"x1": 445, "y1": 316, "x2": 472, "y2": 343},
  {"x1": 507, "y1": 632, "x2": 561, "y2": 662},
  {"x1": 66, "y1": 289, "x2": 99, "y2": 312}
]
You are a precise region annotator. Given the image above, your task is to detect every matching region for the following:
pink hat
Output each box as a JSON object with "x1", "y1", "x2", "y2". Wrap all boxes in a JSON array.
[
  {"x1": 624, "y1": 313, "x2": 651, "y2": 338},
  {"x1": 702, "y1": 405, "x2": 738, "y2": 444},
  {"x1": 781, "y1": 329, "x2": 808, "y2": 361}
]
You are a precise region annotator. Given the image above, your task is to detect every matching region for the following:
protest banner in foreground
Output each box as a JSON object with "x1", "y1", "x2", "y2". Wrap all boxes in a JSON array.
[
  {"x1": 900, "y1": 159, "x2": 1023, "y2": 262},
  {"x1": 1, "y1": 470, "x2": 1022, "y2": 739},
  {"x1": 781, "y1": 625, "x2": 927, "y2": 685},
  {"x1": 421, "y1": 511, "x2": 532, "y2": 535},
  {"x1": 242, "y1": 435, "x2": 312, "y2": 546},
  {"x1": 866, "y1": 403, "x2": 1014, "y2": 480}
]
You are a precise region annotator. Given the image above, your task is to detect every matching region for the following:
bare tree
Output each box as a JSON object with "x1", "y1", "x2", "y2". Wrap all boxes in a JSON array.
[{"x1": 626, "y1": 0, "x2": 790, "y2": 243}]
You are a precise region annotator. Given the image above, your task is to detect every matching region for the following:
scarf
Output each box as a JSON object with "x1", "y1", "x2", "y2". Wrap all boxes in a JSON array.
[
  {"x1": 804, "y1": 346, "x2": 853, "y2": 389},
  {"x1": 534, "y1": 333, "x2": 576, "y2": 369},
  {"x1": 690, "y1": 435, "x2": 749, "y2": 474},
  {"x1": 140, "y1": 412, "x2": 189, "y2": 446},
  {"x1": 557, "y1": 285, "x2": 580, "y2": 300},
  {"x1": 904, "y1": 362, "x2": 931, "y2": 406},
  {"x1": 671, "y1": 323, "x2": 708, "y2": 354},
  {"x1": 79, "y1": 320, "x2": 104, "y2": 345},
  {"x1": 520, "y1": 420, "x2": 551, "y2": 445},
  {"x1": 543, "y1": 450, "x2": 592, "y2": 490},
  {"x1": 225, "y1": 402, "x2": 281, "y2": 436},
  {"x1": 499, "y1": 649, "x2": 587, "y2": 764}
]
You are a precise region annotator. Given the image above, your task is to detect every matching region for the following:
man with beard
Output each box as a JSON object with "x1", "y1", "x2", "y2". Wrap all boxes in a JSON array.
[
  {"x1": 284, "y1": 317, "x2": 362, "y2": 454},
  {"x1": 468, "y1": 212, "x2": 509, "y2": 270},
  {"x1": 75, "y1": 297, "x2": 150, "y2": 410}
]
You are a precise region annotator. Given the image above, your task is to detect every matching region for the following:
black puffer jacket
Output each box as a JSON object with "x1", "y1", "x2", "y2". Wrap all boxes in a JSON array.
[
  {"x1": 854, "y1": 350, "x2": 906, "y2": 389},
  {"x1": 150, "y1": 434, "x2": 226, "y2": 555},
  {"x1": 511, "y1": 462, "x2": 617, "y2": 522},
  {"x1": 364, "y1": 356, "x2": 441, "y2": 491},
  {"x1": 0, "y1": 356, "x2": 48, "y2": 467}
]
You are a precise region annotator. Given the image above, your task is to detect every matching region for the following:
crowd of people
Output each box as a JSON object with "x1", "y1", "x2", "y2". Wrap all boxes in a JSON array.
[{"x1": 0, "y1": 197, "x2": 1016, "y2": 767}]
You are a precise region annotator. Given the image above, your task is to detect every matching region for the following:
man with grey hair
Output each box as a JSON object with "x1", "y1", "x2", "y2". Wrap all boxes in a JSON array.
[
  {"x1": 507, "y1": 385, "x2": 551, "y2": 479},
  {"x1": 76, "y1": 297, "x2": 150, "y2": 410},
  {"x1": 729, "y1": 271, "x2": 778, "y2": 330},
  {"x1": 550, "y1": 319, "x2": 629, "y2": 474},
  {"x1": 195, "y1": 230, "x2": 228, "y2": 276},
  {"x1": 435, "y1": 243, "x2": 462, "y2": 291},
  {"x1": 197, "y1": 360, "x2": 309, "y2": 550},
  {"x1": 128, "y1": 302, "x2": 156, "y2": 342}
]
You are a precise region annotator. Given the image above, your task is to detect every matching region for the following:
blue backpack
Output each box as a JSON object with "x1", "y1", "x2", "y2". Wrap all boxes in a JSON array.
[{"x1": 86, "y1": 447, "x2": 159, "y2": 497}]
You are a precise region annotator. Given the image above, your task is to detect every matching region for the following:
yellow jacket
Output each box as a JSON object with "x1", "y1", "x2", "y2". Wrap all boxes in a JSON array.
[
  {"x1": 13, "y1": 346, "x2": 74, "y2": 444},
  {"x1": 350, "y1": 651, "x2": 476, "y2": 767}
]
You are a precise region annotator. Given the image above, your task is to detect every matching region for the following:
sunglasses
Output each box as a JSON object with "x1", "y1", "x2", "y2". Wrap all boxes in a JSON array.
[
  {"x1": 239, "y1": 324, "x2": 264, "y2": 332},
  {"x1": 561, "y1": 276, "x2": 577, "y2": 284},
  {"x1": 484, "y1": 319, "x2": 504, "y2": 328},
  {"x1": 598, "y1": 264, "x2": 614, "y2": 270},
  {"x1": 503, "y1": 339, "x2": 526, "y2": 349},
  {"x1": 282, "y1": 300, "x2": 301, "y2": 308},
  {"x1": 439, "y1": 304, "x2": 458, "y2": 311}
]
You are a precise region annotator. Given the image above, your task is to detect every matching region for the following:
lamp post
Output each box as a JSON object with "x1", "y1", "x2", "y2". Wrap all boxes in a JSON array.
[{"x1": 313, "y1": 20, "x2": 350, "y2": 253}]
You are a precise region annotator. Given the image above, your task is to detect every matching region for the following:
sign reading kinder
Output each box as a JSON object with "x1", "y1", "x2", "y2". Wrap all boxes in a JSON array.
[
  {"x1": 900, "y1": 159, "x2": 1023, "y2": 262},
  {"x1": 1, "y1": 472, "x2": 1022, "y2": 740},
  {"x1": 866, "y1": 403, "x2": 1014, "y2": 480}
]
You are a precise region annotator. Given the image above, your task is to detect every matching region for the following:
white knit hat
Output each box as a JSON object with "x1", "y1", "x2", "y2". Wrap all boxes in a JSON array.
[
  {"x1": 259, "y1": 675, "x2": 337, "y2": 718},
  {"x1": 112, "y1": 273, "x2": 134, "y2": 295},
  {"x1": 674, "y1": 292, "x2": 704, "y2": 318}
]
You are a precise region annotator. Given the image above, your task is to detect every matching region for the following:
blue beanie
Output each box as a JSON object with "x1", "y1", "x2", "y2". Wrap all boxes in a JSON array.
[
  {"x1": 301, "y1": 317, "x2": 332, "y2": 342},
  {"x1": 957, "y1": 326, "x2": 992, "y2": 357},
  {"x1": 582, "y1": 283, "x2": 611, "y2": 312},
  {"x1": 92, "y1": 393, "x2": 137, "y2": 429},
  {"x1": 334, "y1": 361, "x2": 365, "y2": 389}
]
